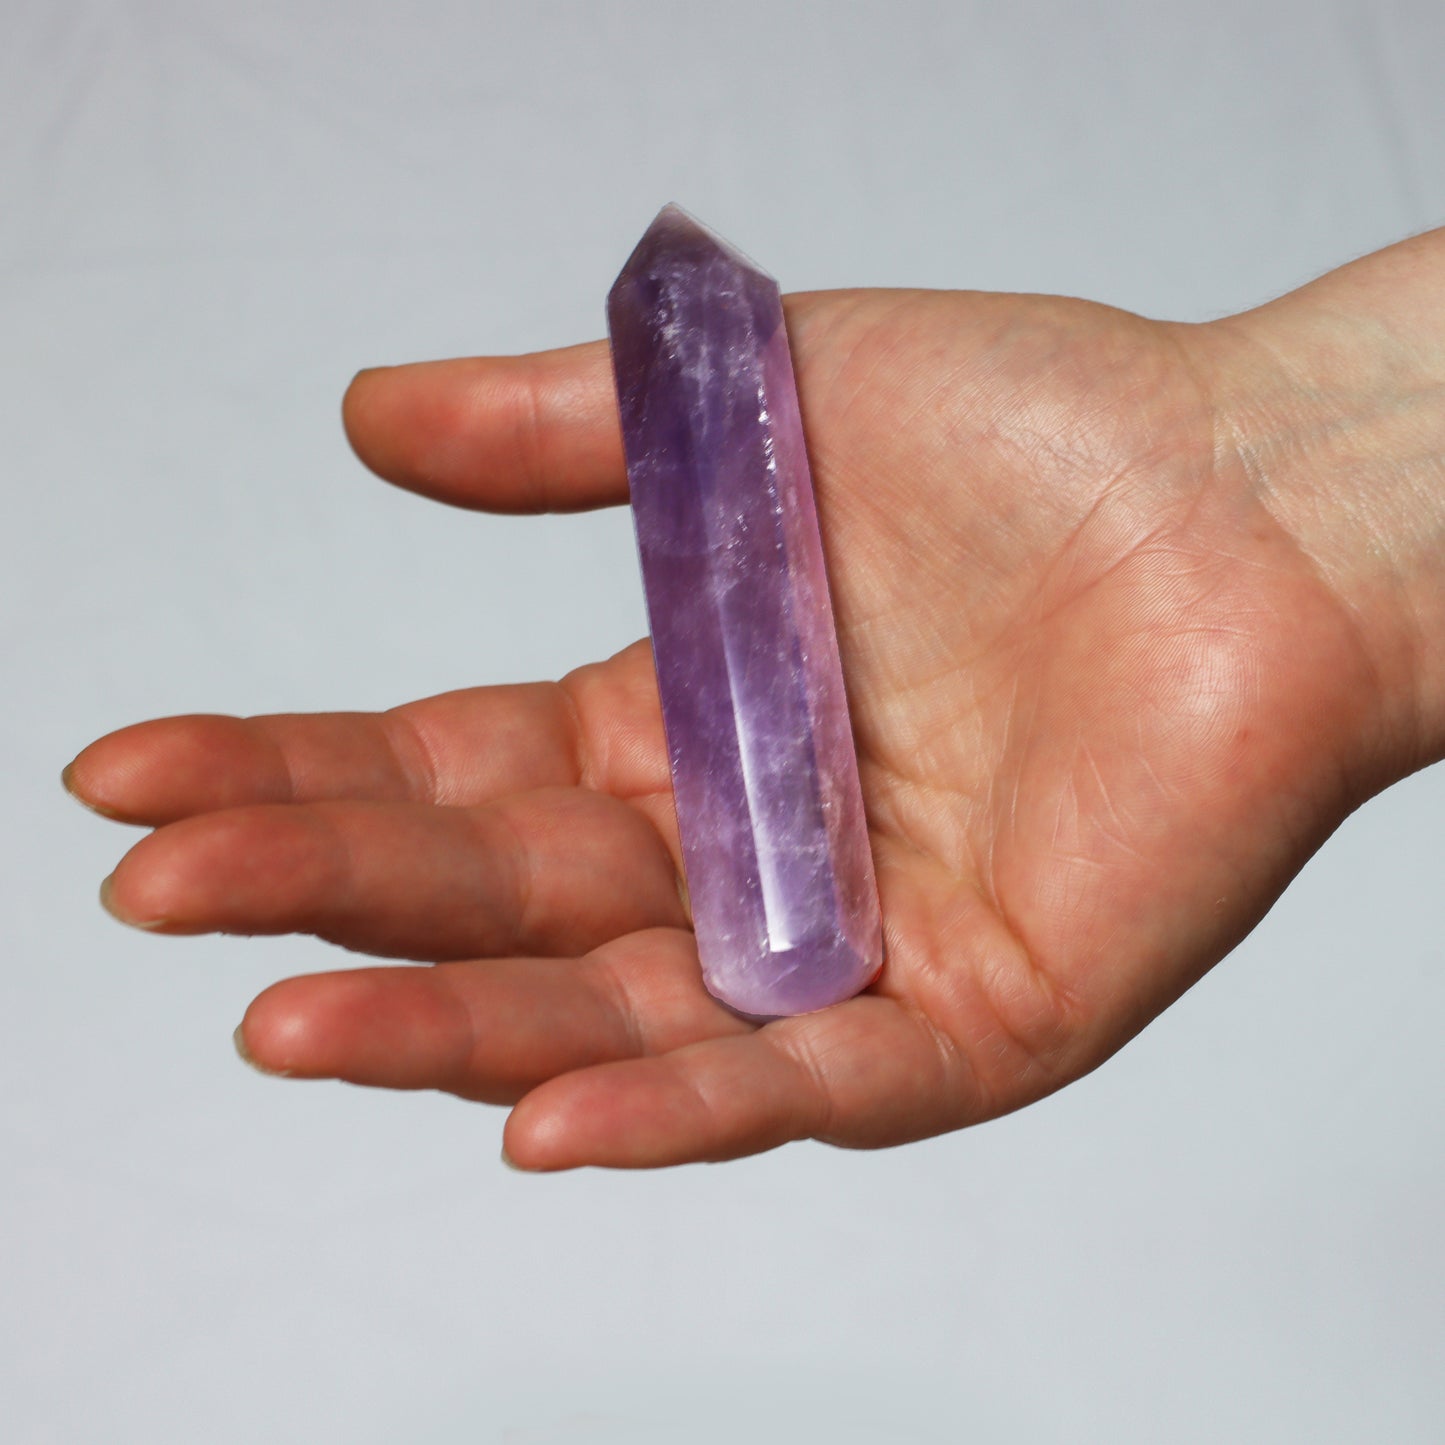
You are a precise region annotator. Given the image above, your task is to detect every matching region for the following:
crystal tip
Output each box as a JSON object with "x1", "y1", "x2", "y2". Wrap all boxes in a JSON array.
[{"x1": 611, "y1": 205, "x2": 774, "y2": 295}]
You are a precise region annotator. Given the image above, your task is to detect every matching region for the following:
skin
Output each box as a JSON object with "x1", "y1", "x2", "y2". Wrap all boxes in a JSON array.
[{"x1": 65, "y1": 229, "x2": 1445, "y2": 1170}]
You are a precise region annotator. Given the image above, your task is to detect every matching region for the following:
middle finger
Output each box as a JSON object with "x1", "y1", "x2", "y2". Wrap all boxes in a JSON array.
[{"x1": 102, "y1": 786, "x2": 687, "y2": 960}]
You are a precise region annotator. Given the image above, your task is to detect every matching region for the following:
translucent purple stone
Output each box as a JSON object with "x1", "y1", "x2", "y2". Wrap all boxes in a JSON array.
[{"x1": 607, "y1": 205, "x2": 882, "y2": 1018}]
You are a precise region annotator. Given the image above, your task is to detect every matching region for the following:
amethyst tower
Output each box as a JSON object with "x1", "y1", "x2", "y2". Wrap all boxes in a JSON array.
[{"x1": 607, "y1": 205, "x2": 882, "y2": 1017}]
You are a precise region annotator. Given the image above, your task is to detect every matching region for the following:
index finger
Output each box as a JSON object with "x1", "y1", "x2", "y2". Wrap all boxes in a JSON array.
[
  {"x1": 64, "y1": 640, "x2": 669, "y2": 826},
  {"x1": 342, "y1": 341, "x2": 629, "y2": 514}
]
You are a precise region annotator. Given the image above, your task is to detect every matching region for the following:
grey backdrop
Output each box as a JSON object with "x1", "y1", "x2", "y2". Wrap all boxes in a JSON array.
[{"x1": 5, "y1": 3, "x2": 1443, "y2": 1441}]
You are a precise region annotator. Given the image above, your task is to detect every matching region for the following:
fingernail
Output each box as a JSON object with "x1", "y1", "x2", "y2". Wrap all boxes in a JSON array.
[
  {"x1": 500, "y1": 1143, "x2": 532, "y2": 1172},
  {"x1": 63, "y1": 763, "x2": 124, "y2": 820},
  {"x1": 99, "y1": 874, "x2": 166, "y2": 930},
  {"x1": 233, "y1": 1024, "x2": 290, "y2": 1077}
]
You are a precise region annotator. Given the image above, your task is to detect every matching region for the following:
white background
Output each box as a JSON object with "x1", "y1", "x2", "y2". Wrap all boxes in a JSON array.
[{"x1": 4, "y1": 3, "x2": 1443, "y2": 1441}]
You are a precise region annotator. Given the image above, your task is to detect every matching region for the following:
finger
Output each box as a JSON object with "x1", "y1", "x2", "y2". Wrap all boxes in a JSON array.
[
  {"x1": 63, "y1": 641, "x2": 666, "y2": 826},
  {"x1": 103, "y1": 788, "x2": 686, "y2": 961},
  {"x1": 502, "y1": 995, "x2": 981, "y2": 1170},
  {"x1": 342, "y1": 342, "x2": 628, "y2": 514},
  {"x1": 340, "y1": 294, "x2": 842, "y2": 516},
  {"x1": 64, "y1": 688, "x2": 577, "y2": 826},
  {"x1": 234, "y1": 929, "x2": 750, "y2": 1101}
]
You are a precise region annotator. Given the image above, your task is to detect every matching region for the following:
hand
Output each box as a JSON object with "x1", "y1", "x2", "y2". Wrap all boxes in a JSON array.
[{"x1": 66, "y1": 242, "x2": 1444, "y2": 1169}]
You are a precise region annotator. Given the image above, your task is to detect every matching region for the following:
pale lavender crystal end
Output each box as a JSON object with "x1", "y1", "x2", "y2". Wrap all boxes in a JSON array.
[{"x1": 607, "y1": 205, "x2": 882, "y2": 1018}]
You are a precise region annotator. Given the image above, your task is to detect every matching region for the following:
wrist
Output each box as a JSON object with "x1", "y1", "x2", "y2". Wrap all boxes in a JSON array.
[{"x1": 1185, "y1": 228, "x2": 1445, "y2": 783}]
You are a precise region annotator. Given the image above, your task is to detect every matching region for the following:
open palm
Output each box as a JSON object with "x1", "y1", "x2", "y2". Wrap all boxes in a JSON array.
[{"x1": 70, "y1": 288, "x2": 1387, "y2": 1168}]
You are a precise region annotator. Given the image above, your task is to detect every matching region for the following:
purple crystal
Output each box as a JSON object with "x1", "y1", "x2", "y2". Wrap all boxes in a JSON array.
[{"x1": 607, "y1": 205, "x2": 882, "y2": 1018}]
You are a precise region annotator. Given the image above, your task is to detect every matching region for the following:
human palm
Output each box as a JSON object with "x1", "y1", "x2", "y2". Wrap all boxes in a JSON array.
[{"x1": 70, "y1": 288, "x2": 1387, "y2": 1168}]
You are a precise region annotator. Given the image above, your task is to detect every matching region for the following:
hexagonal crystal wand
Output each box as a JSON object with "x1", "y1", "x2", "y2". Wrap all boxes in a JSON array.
[{"x1": 607, "y1": 205, "x2": 882, "y2": 1017}]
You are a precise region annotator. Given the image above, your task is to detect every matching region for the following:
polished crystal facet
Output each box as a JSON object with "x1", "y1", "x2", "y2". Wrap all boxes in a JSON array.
[{"x1": 607, "y1": 205, "x2": 882, "y2": 1017}]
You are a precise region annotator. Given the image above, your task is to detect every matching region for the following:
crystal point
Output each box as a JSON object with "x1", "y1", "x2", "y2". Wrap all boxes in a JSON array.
[{"x1": 607, "y1": 206, "x2": 882, "y2": 1018}]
